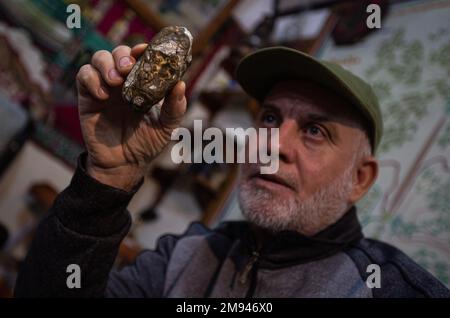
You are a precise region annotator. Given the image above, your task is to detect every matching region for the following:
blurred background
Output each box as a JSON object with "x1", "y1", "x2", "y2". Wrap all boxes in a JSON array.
[{"x1": 0, "y1": 0, "x2": 448, "y2": 297}]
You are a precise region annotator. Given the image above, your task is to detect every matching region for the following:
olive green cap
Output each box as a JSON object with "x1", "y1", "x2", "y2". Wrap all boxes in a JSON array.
[{"x1": 235, "y1": 46, "x2": 383, "y2": 153}]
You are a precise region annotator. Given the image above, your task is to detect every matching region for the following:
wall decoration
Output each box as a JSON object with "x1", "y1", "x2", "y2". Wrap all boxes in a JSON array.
[{"x1": 317, "y1": 0, "x2": 450, "y2": 287}]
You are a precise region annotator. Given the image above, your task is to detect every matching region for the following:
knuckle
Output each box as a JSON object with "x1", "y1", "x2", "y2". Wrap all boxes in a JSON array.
[
  {"x1": 77, "y1": 64, "x2": 93, "y2": 82},
  {"x1": 112, "y1": 45, "x2": 130, "y2": 55},
  {"x1": 91, "y1": 50, "x2": 110, "y2": 64}
]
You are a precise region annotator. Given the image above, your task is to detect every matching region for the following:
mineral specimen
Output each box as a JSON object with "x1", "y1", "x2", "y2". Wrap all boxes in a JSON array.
[{"x1": 122, "y1": 26, "x2": 193, "y2": 113}]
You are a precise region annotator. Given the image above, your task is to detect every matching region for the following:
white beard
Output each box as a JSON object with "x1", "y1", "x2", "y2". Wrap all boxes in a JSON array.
[{"x1": 238, "y1": 164, "x2": 354, "y2": 236}]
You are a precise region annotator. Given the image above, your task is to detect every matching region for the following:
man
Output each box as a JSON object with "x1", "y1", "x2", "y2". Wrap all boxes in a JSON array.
[{"x1": 14, "y1": 46, "x2": 449, "y2": 297}]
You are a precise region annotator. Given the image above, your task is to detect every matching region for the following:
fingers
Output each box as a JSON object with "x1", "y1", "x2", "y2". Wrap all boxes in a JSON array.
[
  {"x1": 131, "y1": 43, "x2": 148, "y2": 59},
  {"x1": 159, "y1": 81, "x2": 187, "y2": 128},
  {"x1": 91, "y1": 49, "x2": 124, "y2": 87},
  {"x1": 112, "y1": 45, "x2": 135, "y2": 76},
  {"x1": 75, "y1": 44, "x2": 155, "y2": 103},
  {"x1": 89, "y1": 44, "x2": 147, "y2": 88},
  {"x1": 76, "y1": 64, "x2": 109, "y2": 100}
]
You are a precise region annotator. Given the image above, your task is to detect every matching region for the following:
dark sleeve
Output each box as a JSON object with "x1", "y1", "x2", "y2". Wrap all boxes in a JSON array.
[
  {"x1": 105, "y1": 234, "x2": 178, "y2": 297},
  {"x1": 346, "y1": 239, "x2": 450, "y2": 298},
  {"x1": 104, "y1": 222, "x2": 209, "y2": 298},
  {"x1": 14, "y1": 153, "x2": 142, "y2": 297}
]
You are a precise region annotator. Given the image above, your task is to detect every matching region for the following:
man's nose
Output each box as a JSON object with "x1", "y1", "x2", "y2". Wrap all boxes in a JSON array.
[{"x1": 267, "y1": 119, "x2": 297, "y2": 164}]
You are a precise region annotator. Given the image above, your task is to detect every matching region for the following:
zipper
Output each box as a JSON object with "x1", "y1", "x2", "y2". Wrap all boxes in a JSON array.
[
  {"x1": 239, "y1": 250, "x2": 260, "y2": 285},
  {"x1": 239, "y1": 226, "x2": 264, "y2": 295}
]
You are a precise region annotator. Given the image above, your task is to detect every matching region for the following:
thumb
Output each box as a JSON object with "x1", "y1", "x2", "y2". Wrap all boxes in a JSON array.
[{"x1": 159, "y1": 81, "x2": 187, "y2": 128}]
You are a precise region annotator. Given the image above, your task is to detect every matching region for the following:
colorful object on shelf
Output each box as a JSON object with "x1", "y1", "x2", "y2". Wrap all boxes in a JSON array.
[{"x1": 122, "y1": 26, "x2": 193, "y2": 113}]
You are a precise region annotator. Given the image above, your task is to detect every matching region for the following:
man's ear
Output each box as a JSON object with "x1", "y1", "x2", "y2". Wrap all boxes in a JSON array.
[{"x1": 349, "y1": 155, "x2": 379, "y2": 204}]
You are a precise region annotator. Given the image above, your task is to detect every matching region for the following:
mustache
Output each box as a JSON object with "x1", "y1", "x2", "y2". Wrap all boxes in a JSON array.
[{"x1": 247, "y1": 165, "x2": 298, "y2": 191}]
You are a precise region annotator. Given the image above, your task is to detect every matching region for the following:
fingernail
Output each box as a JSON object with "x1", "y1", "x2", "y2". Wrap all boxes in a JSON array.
[
  {"x1": 98, "y1": 87, "x2": 107, "y2": 97},
  {"x1": 108, "y1": 68, "x2": 121, "y2": 81},
  {"x1": 119, "y1": 56, "x2": 133, "y2": 68}
]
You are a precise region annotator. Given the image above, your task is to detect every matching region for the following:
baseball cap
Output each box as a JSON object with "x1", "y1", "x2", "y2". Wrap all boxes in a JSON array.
[{"x1": 235, "y1": 46, "x2": 383, "y2": 153}]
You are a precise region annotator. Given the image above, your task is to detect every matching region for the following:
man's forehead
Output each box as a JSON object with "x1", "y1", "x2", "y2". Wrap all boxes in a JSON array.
[
  {"x1": 262, "y1": 80, "x2": 356, "y2": 121},
  {"x1": 261, "y1": 80, "x2": 373, "y2": 148}
]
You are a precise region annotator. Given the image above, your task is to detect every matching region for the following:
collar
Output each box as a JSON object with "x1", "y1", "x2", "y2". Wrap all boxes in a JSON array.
[{"x1": 221, "y1": 206, "x2": 364, "y2": 270}]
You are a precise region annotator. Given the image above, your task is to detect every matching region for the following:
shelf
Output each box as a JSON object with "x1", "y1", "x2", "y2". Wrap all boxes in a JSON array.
[
  {"x1": 123, "y1": 0, "x2": 168, "y2": 31},
  {"x1": 192, "y1": 0, "x2": 240, "y2": 55},
  {"x1": 123, "y1": 0, "x2": 240, "y2": 55}
]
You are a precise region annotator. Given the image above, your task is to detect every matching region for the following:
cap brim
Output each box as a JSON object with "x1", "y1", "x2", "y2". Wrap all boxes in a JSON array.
[{"x1": 237, "y1": 47, "x2": 354, "y2": 103}]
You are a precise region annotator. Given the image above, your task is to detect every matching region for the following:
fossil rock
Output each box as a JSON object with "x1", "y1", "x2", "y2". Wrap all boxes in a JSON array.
[{"x1": 122, "y1": 26, "x2": 193, "y2": 113}]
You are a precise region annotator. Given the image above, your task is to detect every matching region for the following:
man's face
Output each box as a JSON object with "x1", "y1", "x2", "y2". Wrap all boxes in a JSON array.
[{"x1": 238, "y1": 79, "x2": 371, "y2": 236}]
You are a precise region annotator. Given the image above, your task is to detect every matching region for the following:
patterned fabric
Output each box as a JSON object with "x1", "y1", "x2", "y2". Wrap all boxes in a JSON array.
[{"x1": 317, "y1": 0, "x2": 450, "y2": 287}]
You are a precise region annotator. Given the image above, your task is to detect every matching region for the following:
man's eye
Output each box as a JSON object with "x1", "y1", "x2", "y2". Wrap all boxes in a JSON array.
[
  {"x1": 305, "y1": 125, "x2": 325, "y2": 138},
  {"x1": 261, "y1": 113, "x2": 278, "y2": 126}
]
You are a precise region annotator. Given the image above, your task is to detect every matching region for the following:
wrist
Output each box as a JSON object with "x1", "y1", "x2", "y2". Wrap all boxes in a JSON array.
[{"x1": 86, "y1": 156, "x2": 144, "y2": 192}]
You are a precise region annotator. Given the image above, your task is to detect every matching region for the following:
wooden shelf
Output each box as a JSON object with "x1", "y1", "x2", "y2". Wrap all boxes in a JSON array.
[
  {"x1": 192, "y1": 0, "x2": 240, "y2": 55},
  {"x1": 123, "y1": 0, "x2": 168, "y2": 31},
  {"x1": 123, "y1": 0, "x2": 239, "y2": 55}
]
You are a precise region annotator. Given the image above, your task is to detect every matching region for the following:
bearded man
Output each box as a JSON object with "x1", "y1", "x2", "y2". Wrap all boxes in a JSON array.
[{"x1": 14, "y1": 46, "x2": 449, "y2": 298}]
